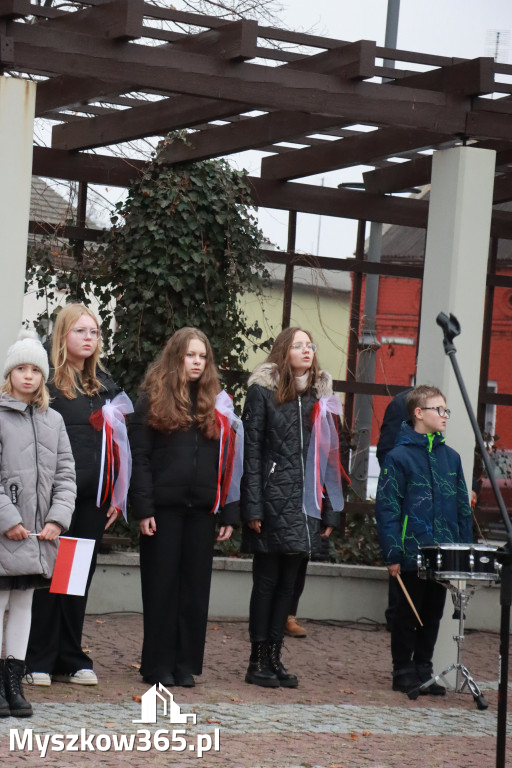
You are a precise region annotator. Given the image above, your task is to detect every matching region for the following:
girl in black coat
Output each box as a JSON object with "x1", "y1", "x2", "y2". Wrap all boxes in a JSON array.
[
  {"x1": 241, "y1": 327, "x2": 344, "y2": 688},
  {"x1": 129, "y1": 328, "x2": 240, "y2": 688},
  {"x1": 27, "y1": 303, "x2": 123, "y2": 686}
]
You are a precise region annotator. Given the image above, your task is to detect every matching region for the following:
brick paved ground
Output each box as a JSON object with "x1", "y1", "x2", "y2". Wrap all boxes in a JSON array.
[{"x1": 0, "y1": 612, "x2": 508, "y2": 767}]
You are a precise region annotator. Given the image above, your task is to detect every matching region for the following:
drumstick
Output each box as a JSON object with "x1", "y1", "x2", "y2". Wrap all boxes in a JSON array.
[{"x1": 396, "y1": 573, "x2": 423, "y2": 626}]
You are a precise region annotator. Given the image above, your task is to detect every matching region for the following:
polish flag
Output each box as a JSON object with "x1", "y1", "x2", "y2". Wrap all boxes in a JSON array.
[{"x1": 50, "y1": 537, "x2": 95, "y2": 596}]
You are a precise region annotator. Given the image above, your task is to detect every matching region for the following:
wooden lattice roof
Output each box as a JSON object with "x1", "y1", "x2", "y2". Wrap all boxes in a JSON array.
[{"x1": 2, "y1": 0, "x2": 512, "y2": 237}]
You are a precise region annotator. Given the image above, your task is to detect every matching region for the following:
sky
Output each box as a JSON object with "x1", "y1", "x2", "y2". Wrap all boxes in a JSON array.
[{"x1": 231, "y1": 0, "x2": 512, "y2": 259}]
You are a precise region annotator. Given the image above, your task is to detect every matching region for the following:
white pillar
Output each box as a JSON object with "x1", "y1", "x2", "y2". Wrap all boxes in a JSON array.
[
  {"x1": 0, "y1": 77, "x2": 36, "y2": 365},
  {"x1": 416, "y1": 146, "x2": 496, "y2": 681}
]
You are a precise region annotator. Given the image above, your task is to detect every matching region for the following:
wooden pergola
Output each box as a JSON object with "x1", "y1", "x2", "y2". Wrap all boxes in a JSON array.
[{"x1": 3, "y1": 0, "x2": 512, "y2": 466}]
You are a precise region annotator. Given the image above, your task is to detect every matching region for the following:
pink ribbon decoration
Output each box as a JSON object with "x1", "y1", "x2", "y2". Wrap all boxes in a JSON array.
[
  {"x1": 211, "y1": 390, "x2": 244, "y2": 515},
  {"x1": 304, "y1": 395, "x2": 345, "y2": 519},
  {"x1": 95, "y1": 391, "x2": 134, "y2": 522}
]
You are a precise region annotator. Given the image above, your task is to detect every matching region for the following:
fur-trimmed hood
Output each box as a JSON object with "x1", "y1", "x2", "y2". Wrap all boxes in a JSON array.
[{"x1": 248, "y1": 362, "x2": 333, "y2": 399}]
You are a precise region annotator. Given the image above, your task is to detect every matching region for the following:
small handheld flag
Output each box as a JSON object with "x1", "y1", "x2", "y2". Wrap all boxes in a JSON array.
[{"x1": 50, "y1": 537, "x2": 95, "y2": 596}]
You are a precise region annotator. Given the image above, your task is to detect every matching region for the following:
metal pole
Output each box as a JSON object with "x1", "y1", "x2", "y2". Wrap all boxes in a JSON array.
[
  {"x1": 349, "y1": 0, "x2": 400, "y2": 497},
  {"x1": 281, "y1": 210, "x2": 297, "y2": 329}
]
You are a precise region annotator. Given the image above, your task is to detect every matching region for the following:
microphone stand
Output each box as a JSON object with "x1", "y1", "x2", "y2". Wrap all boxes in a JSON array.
[{"x1": 436, "y1": 312, "x2": 512, "y2": 768}]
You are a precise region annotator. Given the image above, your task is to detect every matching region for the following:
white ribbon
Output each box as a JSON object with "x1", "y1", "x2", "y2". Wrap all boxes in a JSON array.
[
  {"x1": 304, "y1": 395, "x2": 345, "y2": 519},
  {"x1": 96, "y1": 391, "x2": 134, "y2": 521},
  {"x1": 212, "y1": 390, "x2": 244, "y2": 514}
]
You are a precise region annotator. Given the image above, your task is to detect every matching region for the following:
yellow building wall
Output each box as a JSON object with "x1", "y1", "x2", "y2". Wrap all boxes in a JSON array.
[{"x1": 240, "y1": 281, "x2": 351, "y2": 381}]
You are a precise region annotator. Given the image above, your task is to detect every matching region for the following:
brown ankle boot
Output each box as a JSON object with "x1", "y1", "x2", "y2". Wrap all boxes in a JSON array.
[{"x1": 284, "y1": 616, "x2": 307, "y2": 638}]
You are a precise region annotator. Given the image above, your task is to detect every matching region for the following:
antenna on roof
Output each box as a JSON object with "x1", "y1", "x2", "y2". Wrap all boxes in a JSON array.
[{"x1": 486, "y1": 30, "x2": 511, "y2": 63}]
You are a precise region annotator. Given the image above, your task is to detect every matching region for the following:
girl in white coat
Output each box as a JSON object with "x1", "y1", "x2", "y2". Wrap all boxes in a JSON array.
[{"x1": 0, "y1": 332, "x2": 75, "y2": 717}]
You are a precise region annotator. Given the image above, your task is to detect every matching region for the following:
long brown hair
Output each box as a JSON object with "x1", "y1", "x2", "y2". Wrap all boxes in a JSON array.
[
  {"x1": 51, "y1": 304, "x2": 104, "y2": 399},
  {"x1": 141, "y1": 327, "x2": 220, "y2": 437},
  {"x1": 266, "y1": 327, "x2": 320, "y2": 404}
]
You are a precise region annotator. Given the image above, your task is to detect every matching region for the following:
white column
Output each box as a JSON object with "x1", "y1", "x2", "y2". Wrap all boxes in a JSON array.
[
  {"x1": 0, "y1": 77, "x2": 36, "y2": 365},
  {"x1": 416, "y1": 146, "x2": 496, "y2": 680}
]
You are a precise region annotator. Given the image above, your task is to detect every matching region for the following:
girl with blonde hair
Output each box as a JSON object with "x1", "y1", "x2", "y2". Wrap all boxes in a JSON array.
[{"x1": 27, "y1": 303, "x2": 125, "y2": 687}]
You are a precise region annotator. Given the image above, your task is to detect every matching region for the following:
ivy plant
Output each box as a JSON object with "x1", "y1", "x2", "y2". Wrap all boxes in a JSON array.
[
  {"x1": 26, "y1": 136, "x2": 270, "y2": 399},
  {"x1": 98, "y1": 137, "x2": 269, "y2": 397}
]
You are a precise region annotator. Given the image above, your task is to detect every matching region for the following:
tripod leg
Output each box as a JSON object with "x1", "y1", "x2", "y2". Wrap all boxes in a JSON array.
[{"x1": 459, "y1": 665, "x2": 488, "y2": 710}]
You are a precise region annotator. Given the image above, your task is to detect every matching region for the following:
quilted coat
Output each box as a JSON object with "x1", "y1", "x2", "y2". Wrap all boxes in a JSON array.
[
  {"x1": 0, "y1": 395, "x2": 76, "y2": 578},
  {"x1": 375, "y1": 422, "x2": 473, "y2": 571},
  {"x1": 241, "y1": 363, "x2": 341, "y2": 555}
]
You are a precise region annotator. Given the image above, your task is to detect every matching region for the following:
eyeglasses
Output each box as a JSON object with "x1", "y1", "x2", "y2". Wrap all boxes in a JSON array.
[
  {"x1": 420, "y1": 406, "x2": 451, "y2": 418},
  {"x1": 71, "y1": 328, "x2": 101, "y2": 339},
  {"x1": 290, "y1": 342, "x2": 317, "y2": 352}
]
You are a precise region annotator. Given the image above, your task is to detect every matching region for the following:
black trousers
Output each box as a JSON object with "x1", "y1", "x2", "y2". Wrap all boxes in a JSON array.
[
  {"x1": 26, "y1": 498, "x2": 108, "y2": 675},
  {"x1": 289, "y1": 555, "x2": 308, "y2": 616},
  {"x1": 139, "y1": 507, "x2": 216, "y2": 681},
  {"x1": 391, "y1": 571, "x2": 447, "y2": 670},
  {"x1": 249, "y1": 553, "x2": 304, "y2": 643}
]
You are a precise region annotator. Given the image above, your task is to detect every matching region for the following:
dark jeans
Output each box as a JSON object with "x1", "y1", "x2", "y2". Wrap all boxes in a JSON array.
[
  {"x1": 391, "y1": 571, "x2": 447, "y2": 670},
  {"x1": 249, "y1": 553, "x2": 304, "y2": 643},
  {"x1": 139, "y1": 507, "x2": 216, "y2": 681},
  {"x1": 27, "y1": 498, "x2": 108, "y2": 675}
]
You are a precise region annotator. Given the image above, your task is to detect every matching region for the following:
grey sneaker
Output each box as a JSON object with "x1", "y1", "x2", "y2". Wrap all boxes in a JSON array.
[
  {"x1": 53, "y1": 669, "x2": 98, "y2": 685},
  {"x1": 23, "y1": 672, "x2": 51, "y2": 686}
]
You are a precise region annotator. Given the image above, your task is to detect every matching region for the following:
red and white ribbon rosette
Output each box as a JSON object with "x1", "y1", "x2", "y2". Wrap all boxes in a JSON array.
[
  {"x1": 90, "y1": 391, "x2": 134, "y2": 522},
  {"x1": 304, "y1": 395, "x2": 347, "y2": 519},
  {"x1": 211, "y1": 390, "x2": 244, "y2": 515}
]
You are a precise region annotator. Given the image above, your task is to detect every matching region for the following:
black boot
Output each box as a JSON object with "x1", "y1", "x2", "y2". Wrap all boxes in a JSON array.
[
  {"x1": 267, "y1": 639, "x2": 298, "y2": 688},
  {"x1": 0, "y1": 661, "x2": 10, "y2": 717},
  {"x1": 392, "y1": 663, "x2": 420, "y2": 694},
  {"x1": 5, "y1": 658, "x2": 33, "y2": 717},
  {"x1": 416, "y1": 662, "x2": 446, "y2": 696},
  {"x1": 245, "y1": 642, "x2": 279, "y2": 688}
]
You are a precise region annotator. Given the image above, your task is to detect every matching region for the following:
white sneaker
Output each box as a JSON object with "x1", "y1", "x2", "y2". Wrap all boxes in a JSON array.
[
  {"x1": 53, "y1": 669, "x2": 98, "y2": 685},
  {"x1": 24, "y1": 672, "x2": 51, "y2": 686}
]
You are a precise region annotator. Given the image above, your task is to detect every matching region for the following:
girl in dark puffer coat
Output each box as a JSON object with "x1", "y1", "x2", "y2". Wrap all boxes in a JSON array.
[{"x1": 241, "y1": 327, "x2": 344, "y2": 688}]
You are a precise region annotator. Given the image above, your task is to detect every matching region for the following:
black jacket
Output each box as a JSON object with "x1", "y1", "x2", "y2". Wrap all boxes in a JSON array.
[
  {"x1": 48, "y1": 369, "x2": 120, "y2": 499},
  {"x1": 241, "y1": 363, "x2": 341, "y2": 556},
  {"x1": 128, "y1": 392, "x2": 238, "y2": 526}
]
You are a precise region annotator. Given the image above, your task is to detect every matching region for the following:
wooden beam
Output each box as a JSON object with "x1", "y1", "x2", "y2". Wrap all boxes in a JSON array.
[
  {"x1": 5, "y1": 26, "x2": 471, "y2": 147},
  {"x1": 48, "y1": 39, "x2": 377, "y2": 153},
  {"x1": 157, "y1": 112, "x2": 342, "y2": 165},
  {"x1": 32, "y1": 147, "x2": 146, "y2": 187},
  {"x1": 394, "y1": 57, "x2": 495, "y2": 96},
  {"x1": 165, "y1": 19, "x2": 258, "y2": 61},
  {"x1": 35, "y1": 17, "x2": 256, "y2": 116},
  {"x1": 37, "y1": 0, "x2": 144, "y2": 41},
  {"x1": 260, "y1": 127, "x2": 451, "y2": 181},
  {"x1": 30, "y1": 148, "x2": 512, "y2": 239},
  {"x1": 363, "y1": 155, "x2": 433, "y2": 194},
  {"x1": 35, "y1": 76, "x2": 129, "y2": 116},
  {"x1": 0, "y1": 0, "x2": 26, "y2": 20}
]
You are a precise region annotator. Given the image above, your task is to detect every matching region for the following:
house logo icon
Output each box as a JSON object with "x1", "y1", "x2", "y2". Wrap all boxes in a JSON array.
[{"x1": 133, "y1": 683, "x2": 197, "y2": 725}]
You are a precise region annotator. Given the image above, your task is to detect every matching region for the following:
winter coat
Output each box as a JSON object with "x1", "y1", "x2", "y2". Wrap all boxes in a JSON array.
[
  {"x1": 240, "y1": 363, "x2": 341, "y2": 556},
  {"x1": 129, "y1": 391, "x2": 239, "y2": 526},
  {"x1": 0, "y1": 396, "x2": 76, "y2": 578},
  {"x1": 375, "y1": 423, "x2": 473, "y2": 571},
  {"x1": 48, "y1": 369, "x2": 120, "y2": 500}
]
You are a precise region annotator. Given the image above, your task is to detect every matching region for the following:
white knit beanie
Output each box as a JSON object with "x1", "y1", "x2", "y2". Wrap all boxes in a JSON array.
[{"x1": 3, "y1": 329, "x2": 50, "y2": 382}]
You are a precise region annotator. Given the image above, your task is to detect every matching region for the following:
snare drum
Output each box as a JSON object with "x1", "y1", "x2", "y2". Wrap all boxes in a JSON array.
[{"x1": 418, "y1": 543, "x2": 500, "y2": 582}]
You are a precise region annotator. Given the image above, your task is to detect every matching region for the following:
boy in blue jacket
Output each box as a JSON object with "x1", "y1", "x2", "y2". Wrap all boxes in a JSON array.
[{"x1": 375, "y1": 385, "x2": 473, "y2": 695}]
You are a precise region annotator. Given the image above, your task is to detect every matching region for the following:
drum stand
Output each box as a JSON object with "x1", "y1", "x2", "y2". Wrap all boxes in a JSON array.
[{"x1": 408, "y1": 579, "x2": 488, "y2": 710}]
